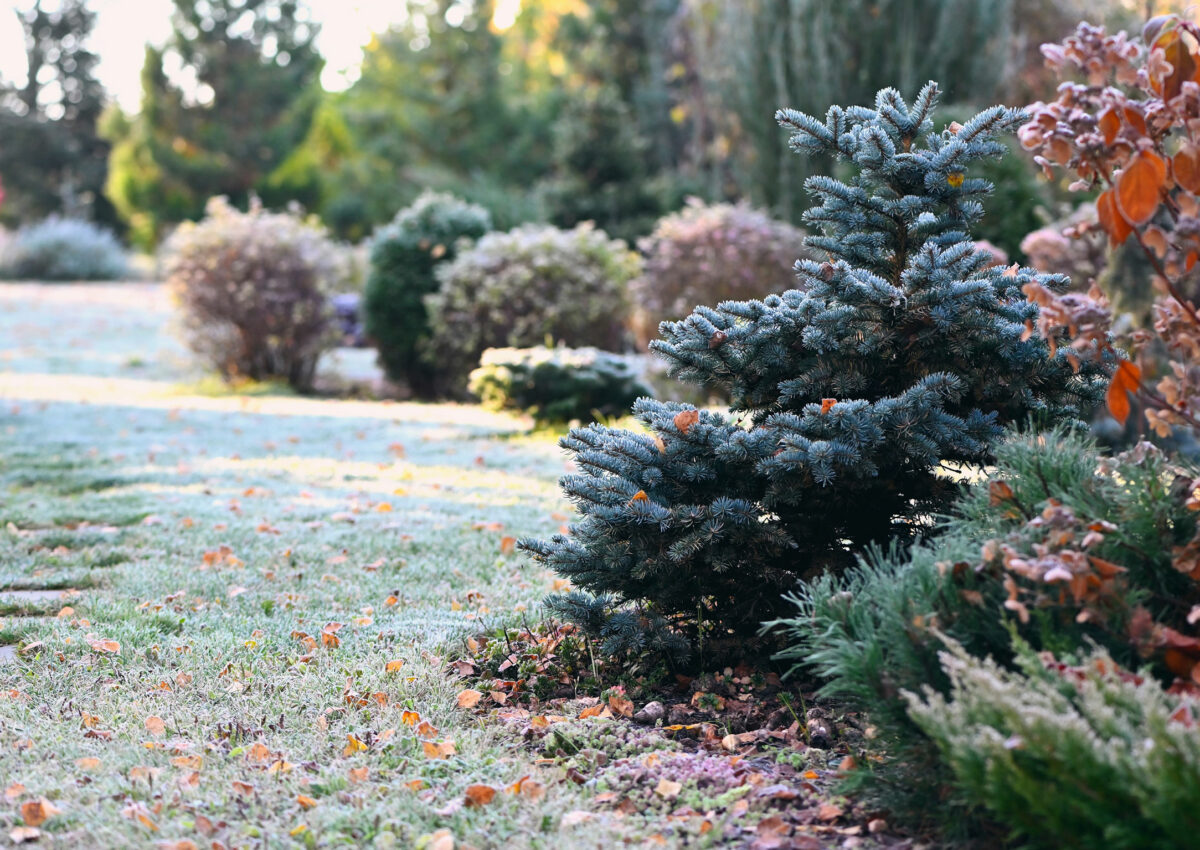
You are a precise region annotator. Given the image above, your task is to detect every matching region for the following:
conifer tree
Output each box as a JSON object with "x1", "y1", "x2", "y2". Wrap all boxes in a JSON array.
[{"x1": 522, "y1": 83, "x2": 1104, "y2": 660}]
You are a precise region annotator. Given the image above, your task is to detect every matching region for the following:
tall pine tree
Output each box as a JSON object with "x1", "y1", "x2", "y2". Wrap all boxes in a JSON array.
[
  {"x1": 105, "y1": 0, "x2": 322, "y2": 247},
  {"x1": 0, "y1": 0, "x2": 113, "y2": 227},
  {"x1": 522, "y1": 83, "x2": 1104, "y2": 661}
]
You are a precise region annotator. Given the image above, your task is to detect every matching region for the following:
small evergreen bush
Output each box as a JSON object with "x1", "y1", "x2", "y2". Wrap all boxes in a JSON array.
[
  {"x1": 164, "y1": 197, "x2": 349, "y2": 392},
  {"x1": 776, "y1": 427, "x2": 1200, "y2": 826},
  {"x1": 0, "y1": 216, "x2": 127, "y2": 281},
  {"x1": 426, "y1": 223, "x2": 639, "y2": 392},
  {"x1": 363, "y1": 191, "x2": 491, "y2": 397},
  {"x1": 522, "y1": 84, "x2": 1103, "y2": 663},
  {"x1": 630, "y1": 200, "x2": 809, "y2": 350},
  {"x1": 468, "y1": 346, "x2": 648, "y2": 424},
  {"x1": 907, "y1": 640, "x2": 1200, "y2": 850}
]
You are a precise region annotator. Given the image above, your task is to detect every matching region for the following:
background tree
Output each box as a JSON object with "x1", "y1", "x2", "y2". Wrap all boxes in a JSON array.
[
  {"x1": 0, "y1": 0, "x2": 113, "y2": 228},
  {"x1": 685, "y1": 0, "x2": 1017, "y2": 221},
  {"x1": 104, "y1": 0, "x2": 323, "y2": 247}
]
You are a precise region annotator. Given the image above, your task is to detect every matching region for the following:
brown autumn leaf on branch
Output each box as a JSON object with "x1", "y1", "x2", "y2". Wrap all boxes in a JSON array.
[{"x1": 1106, "y1": 360, "x2": 1142, "y2": 425}]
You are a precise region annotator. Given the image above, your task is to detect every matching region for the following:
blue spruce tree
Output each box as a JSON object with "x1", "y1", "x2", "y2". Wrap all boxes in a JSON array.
[{"x1": 521, "y1": 83, "x2": 1105, "y2": 661}]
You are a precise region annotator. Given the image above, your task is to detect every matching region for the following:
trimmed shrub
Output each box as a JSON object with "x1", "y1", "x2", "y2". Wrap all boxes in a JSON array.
[
  {"x1": 0, "y1": 216, "x2": 127, "y2": 281},
  {"x1": 426, "y1": 223, "x2": 640, "y2": 391},
  {"x1": 908, "y1": 640, "x2": 1200, "y2": 850},
  {"x1": 363, "y1": 191, "x2": 492, "y2": 397},
  {"x1": 164, "y1": 197, "x2": 349, "y2": 392},
  {"x1": 630, "y1": 200, "x2": 809, "y2": 350},
  {"x1": 468, "y1": 346, "x2": 648, "y2": 424}
]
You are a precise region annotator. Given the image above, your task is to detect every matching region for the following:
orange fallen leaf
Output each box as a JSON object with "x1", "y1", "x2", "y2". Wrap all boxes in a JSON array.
[
  {"x1": 144, "y1": 716, "x2": 166, "y2": 737},
  {"x1": 296, "y1": 794, "x2": 318, "y2": 810},
  {"x1": 464, "y1": 784, "x2": 497, "y2": 807},
  {"x1": 347, "y1": 767, "x2": 369, "y2": 783},
  {"x1": 343, "y1": 734, "x2": 368, "y2": 756},
  {"x1": 231, "y1": 780, "x2": 255, "y2": 798},
  {"x1": 20, "y1": 798, "x2": 61, "y2": 827},
  {"x1": 421, "y1": 740, "x2": 456, "y2": 759},
  {"x1": 457, "y1": 689, "x2": 484, "y2": 709},
  {"x1": 386, "y1": 659, "x2": 405, "y2": 673},
  {"x1": 401, "y1": 710, "x2": 421, "y2": 726},
  {"x1": 579, "y1": 704, "x2": 604, "y2": 719},
  {"x1": 500, "y1": 536, "x2": 516, "y2": 555},
  {"x1": 85, "y1": 635, "x2": 120, "y2": 654}
]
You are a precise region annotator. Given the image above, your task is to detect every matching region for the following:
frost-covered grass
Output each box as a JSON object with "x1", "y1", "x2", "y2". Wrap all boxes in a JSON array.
[{"x1": 0, "y1": 283, "x2": 668, "y2": 848}]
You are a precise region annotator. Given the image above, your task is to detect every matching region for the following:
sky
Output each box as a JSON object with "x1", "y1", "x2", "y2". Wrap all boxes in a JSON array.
[{"x1": 0, "y1": 0, "x2": 522, "y2": 111}]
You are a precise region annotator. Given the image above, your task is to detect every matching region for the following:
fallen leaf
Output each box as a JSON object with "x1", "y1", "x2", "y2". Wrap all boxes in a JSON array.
[
  {"x1": 20, "y1": 798, "x2": 61, "y2": 827},
  {"x1": 347, "y1": 767, "x2": 368, "y2": 783},
  {"x1": 85, "y1": 635, "x2": 120, "y2": 654},
  {"x1": 457, "y1": 689, "x2": 484, "y2": 709},
  {"x1": 144, "y1": 716, "x2": 166, "y2": 737},
  {"x1": 9, "y1": 827, "x2": 41, "y2": 844},
  {"x1": 654, "y1": 778, "x2": 682, "y2": 799},
  {"x1": 231, "y1": 780, "x2": 255, "y2": 798},
  {"x1": 500, "y1": 536, "x2": 516, "y2": 555},
  {"x1": 464, "y1": 784, "x2": 497, "y2": 807},
  {"x1": 673, "y1": 408, "x2": 700, "y2": 434},
  {"x1": 297, "y1": 794, "x2": 318, "y2": 809},
  {"x1": 421, "y1": 740, "x2": 456, "y2": 759}
]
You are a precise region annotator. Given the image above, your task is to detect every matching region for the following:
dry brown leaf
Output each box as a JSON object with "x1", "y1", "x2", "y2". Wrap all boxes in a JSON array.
[
  {"x1": 4, "y1": 783, "x2": 24, "y2": 799},
  {"x1": 231, "y1": 780, "x2": 255, "y2": 798},
  {"x1": 464, "y1": 784, "x2": 497, "y2": 807},
  {"x1": 20, "y1": 798, "x2": 60, "y2": 827},
  {"x1": 673, "y1": 408, "x2": 700, "y2": 435},
  {"x1": 456, "y1": 689, "x2": 483, "y2": 709},
  {"x1": 654, "y1": 778, "x2": 682, "y2": 799},
  {"x1": 144, "y1": 716, "x2": 166, "y2": 737},
  {"x1": 500, "y1": 536, "x2": 517, "y2": 555},
  {"x1": 9, "y1": 827, "x2": 41, "y2": 845}
]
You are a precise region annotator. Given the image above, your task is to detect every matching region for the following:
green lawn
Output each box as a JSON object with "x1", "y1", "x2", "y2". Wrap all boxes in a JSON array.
[
  {"x1": 0, "y1": 283, "x2": 623, "y2": 848},
  {"x1": 0, "y1": 283, "x2": 887, "y2": 850}
]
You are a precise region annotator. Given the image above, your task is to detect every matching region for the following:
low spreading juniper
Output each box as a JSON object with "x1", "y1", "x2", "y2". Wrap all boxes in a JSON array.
[{"x1": 522, "y1": 83, "x2": 1105, "y2": 661}]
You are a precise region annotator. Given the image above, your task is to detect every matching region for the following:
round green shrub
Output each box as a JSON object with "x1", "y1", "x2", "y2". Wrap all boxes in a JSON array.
[
  {"x1": 363, "y1": 191, "x2": 492, "y2": 396},
  {"x1": 163, "y1": 197, "x2": 350, "y2": 392},
  {"x1": 630, "y1": 200, "x2": 808, "y2": 349},
  {"x1": 426, "y1": 223, "x2": 640, "y2": 391},
  {"x1": 468, "y1": 345, "x2": 648, "y2": 423},
  {"x1": 0, "y1": 216, "x2": 127, "y2": 281}
]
